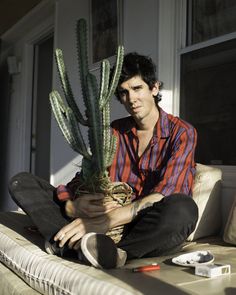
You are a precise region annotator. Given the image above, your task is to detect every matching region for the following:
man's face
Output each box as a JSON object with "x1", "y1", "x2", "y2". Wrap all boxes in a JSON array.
[{"x1": 118, "y1": 75, "x2": 159, "y2": 122}]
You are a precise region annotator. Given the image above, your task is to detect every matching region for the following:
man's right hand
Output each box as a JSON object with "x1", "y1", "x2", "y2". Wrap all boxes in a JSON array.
[{"x1": 65, "y1": 193, "x2": 121, "y2": 218}]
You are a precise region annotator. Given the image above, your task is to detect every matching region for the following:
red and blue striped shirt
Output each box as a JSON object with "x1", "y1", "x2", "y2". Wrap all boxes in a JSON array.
[
  {"x1": 109, "y1": 107, "x2": 197, "y2": 199},
  {"x1": 58, "y1": 108, "x2": 197, "y2": 201}
]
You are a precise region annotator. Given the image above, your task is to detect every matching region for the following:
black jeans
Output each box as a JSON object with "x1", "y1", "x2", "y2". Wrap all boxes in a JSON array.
[
  {"x1": 118, "y1": 194, "x2": 198, "y2": 259},
  {"x1": 9, "y1": 172, "x2": 198, "y2": 259}
]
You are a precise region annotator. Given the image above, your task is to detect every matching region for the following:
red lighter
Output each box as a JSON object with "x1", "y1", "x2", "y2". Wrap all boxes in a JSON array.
[{"x1": 132, "y1": 263, "x2": 160, "y2": 273}]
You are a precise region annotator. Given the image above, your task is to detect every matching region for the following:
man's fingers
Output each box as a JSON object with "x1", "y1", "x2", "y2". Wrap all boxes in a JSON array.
[
  {"x1": 65, "y1": 200, "x2": 76, "y2": 217},
  {"x1": 54, "y1": 219, "x2": 83, "y2": 246},
  {"x1": 104, "y1": 201, "x2": 122, "y2": 212},
  {"x1": 88, "y1": 202, "x2": 106, "y2": 212},
  {"x1": 68, "y1": 233, "x2": 83, "y2": 249},
  {"x1": 54, "y1": 223, "x2": 72, "y2": 241},
  {"x1": 80, "y1": 193, "x2": 104, "y2": 201}
]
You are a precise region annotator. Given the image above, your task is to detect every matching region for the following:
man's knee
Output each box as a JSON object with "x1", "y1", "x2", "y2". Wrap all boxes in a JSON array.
[
  {"x1": 163, "y1": 194, "x2": 198, "y2": 225},
  {"x1": 157, "y1": 194, "x2": 198, "y2": 240},
  {"x1": 9, "y1": 172, "x2": 32, "y2": 195}
]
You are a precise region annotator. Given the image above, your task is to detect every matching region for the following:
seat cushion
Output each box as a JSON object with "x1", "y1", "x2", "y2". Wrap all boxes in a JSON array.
[
  {"x1": 187, "y1": 163, "x2": 222, "y2": 241},
  {"x1": 0, "y1": 211, "x2": 140, "y2": 295},
  {"x1": 1, "y1": 211, "x2": 236, "y2": 295}
]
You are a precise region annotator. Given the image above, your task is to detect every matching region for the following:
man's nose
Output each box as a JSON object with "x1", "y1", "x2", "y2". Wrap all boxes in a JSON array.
[{"x1": 127, "y1": 91, "x2": 137, "y2": 104}]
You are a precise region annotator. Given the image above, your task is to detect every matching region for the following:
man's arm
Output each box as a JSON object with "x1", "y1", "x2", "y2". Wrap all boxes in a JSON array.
[
  {"x1": 107, "y1": 192, "x2": 164, "y2": 229},
  {"x1": 54, "y1": 192, "x2": 164, "y2": 250}
]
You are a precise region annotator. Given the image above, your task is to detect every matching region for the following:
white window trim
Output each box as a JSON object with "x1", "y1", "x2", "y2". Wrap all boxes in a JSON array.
[
  {"x1": 158, "y1": 0, "x2": 187, "y2": 116},
  {"x1": 158, "y1": 0, "x2": 236, "y2": 182},
  {"x1": 180, "y1": 31, "x2": 236, "y2": 54}
]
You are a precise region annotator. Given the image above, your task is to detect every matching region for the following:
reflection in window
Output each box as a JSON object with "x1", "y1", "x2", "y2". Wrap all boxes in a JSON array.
[
  {"x1": 180, "y1": 39, "x2": 236, "y2": 165},
  {"x1": 189, "y1": 0, "x2": 236, "y2": 45}
]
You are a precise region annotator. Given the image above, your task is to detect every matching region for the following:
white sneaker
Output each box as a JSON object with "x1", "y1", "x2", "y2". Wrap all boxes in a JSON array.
[
  {"x1": 116, "y1": 248, "x2": 127, "y2": 268},
  {"x1": 80, "y1": 232, "x2": 127, "y2": 269}
]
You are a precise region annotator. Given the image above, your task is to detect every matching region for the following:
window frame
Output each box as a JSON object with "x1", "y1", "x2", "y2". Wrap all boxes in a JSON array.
[{"x1": 158, "y1": 0, "x2": 236, "y2": 173}]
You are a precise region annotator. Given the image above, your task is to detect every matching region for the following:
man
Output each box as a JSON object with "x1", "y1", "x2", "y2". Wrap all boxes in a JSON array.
[{"x1": 9, "y1": 52, "x2": 198, "y2": 269}]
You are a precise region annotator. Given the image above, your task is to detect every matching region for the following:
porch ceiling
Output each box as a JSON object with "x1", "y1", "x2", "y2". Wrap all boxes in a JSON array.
[{"x1": 0, "y1": 0, "x2": 43, "y2": 37}]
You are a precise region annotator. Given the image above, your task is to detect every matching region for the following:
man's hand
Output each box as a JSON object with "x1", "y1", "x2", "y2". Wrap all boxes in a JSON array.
[
  {"x1": 65, "y1": 192, "x2": 121, "y2": 218},
  {"x1": 54, "y1": 214, "x2": 110, "y2": 250},
  {"x1": 57, "y1": 192, "x2": 164, "y2": 250}
]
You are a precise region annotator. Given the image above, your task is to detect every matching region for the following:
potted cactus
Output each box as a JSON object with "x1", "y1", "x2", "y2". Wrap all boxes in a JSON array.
[{"x1": 49, "y1": 19, "x2": 132, "y2": 243}]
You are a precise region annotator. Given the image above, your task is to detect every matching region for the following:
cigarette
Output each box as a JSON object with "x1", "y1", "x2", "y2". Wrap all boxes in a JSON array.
[{"x1": 132, "y1": 263, "x2": 160, "y2": 273}]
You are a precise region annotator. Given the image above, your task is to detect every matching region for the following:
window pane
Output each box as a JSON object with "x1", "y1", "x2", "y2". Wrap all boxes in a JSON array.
[
  {"x1": 180, "y1": 39, "x2": 236, "y2": 165},
  {"x1": 190, "y1": 0, "x2": 236, "y2": 44}
]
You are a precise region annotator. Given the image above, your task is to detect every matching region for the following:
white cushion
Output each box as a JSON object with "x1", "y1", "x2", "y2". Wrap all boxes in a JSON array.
[
  {"x1": 223, "y1": 195, "x2": 236, "y2": 245},
  {"x1": 187, "y1": 163, "x2": 222, "y2": 241},
  {"x1": 0, "y1": 211, "x2": 137, "y2": 295}
]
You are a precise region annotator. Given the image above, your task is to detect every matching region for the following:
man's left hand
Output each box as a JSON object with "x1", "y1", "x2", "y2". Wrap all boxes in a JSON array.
[{"x1": 54, "y1": 214, "x2": 110, "y2": 250}]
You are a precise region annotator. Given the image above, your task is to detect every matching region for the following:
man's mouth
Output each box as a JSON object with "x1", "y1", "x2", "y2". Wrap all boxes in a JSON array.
[{"x1": 131, "y1": 106, "x2": 141, "y2": 113}]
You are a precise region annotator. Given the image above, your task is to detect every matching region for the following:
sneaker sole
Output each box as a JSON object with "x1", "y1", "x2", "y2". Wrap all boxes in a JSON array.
[{"x1": 81, "y1": 233, "x2": 117, "y2": 269}]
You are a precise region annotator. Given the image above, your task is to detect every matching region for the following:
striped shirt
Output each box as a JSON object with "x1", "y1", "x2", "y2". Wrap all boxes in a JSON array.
[
  {"x1": 58, "y1": 107, "x2": 197, "y2": 201},
  {"x1": 108, "y1": 107, "x2": 197, "y2": 199}
]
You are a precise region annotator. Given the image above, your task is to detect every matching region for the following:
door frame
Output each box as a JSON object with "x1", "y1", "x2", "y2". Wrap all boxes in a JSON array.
[
  {"x1": 30, "y1": 34, "x2": 54, "y2": 180},
  {"x1": 20, "y1": 9, "x2": 54, "y2": 174},
  {"x1": 0, "y1": 0, "x2": 54, "y2": 210}
]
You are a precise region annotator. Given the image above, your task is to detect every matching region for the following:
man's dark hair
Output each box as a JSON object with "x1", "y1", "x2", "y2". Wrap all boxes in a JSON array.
[{"x1": 114, "y1": 52, "x2": 163, "y2": 104}]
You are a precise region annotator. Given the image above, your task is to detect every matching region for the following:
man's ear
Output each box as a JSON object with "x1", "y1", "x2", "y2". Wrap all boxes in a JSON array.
[{"x1": 152, "y1": 81, "x2": 160, "y2": 96}]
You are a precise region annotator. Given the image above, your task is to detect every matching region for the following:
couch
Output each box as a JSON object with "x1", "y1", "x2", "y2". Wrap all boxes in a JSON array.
[{"x1": 0, "y1": 164, "x2": 235, "y2": 295}]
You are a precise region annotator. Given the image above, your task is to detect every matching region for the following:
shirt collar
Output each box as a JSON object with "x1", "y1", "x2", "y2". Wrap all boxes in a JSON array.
[
  {"x1": 125, "y1": 107, "x2": 170, "y2": 139},
  {"x1": 156, "y1": 107, "x2": 170, "y2": 138}
]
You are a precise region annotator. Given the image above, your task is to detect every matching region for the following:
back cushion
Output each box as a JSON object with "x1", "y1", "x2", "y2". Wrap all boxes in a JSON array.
[{"x1": 187, "y1": 163, "x2": 222, "y2": 241}]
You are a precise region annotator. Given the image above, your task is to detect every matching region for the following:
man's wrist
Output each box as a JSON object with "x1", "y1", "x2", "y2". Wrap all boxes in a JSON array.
[
  {"x1": 131, "y1": 193, "x2": 164, "y2": 218},
  {"x1": 107, "y1": 204, "x2": 132, "y2": 229},
  {"x1": 106, "y1": 193, "x2": 164, "y2": 229}
]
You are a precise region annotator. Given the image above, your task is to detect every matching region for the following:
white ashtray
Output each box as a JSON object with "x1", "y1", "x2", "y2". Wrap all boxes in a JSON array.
[{"x1": 172, "y1": 251, "x2": 214, "y2": 267}]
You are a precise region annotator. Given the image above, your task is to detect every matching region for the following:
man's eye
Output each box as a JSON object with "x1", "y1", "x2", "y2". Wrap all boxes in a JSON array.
[
  {"x1": 133, "y1": 86, "x2": 142, "y2": 91},
  {"x1": 119, "y1": 90, "x2": 127, "y2": 97}
]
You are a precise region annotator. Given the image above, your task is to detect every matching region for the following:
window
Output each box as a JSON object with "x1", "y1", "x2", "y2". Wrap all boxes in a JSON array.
[
  {"x1": 180, "y1": 0, "x2": 236, "y2": 166},
  {"x1": 180, "y1": 39, "x2": 236, "y2": 165},
  {"x1": 188, "y1": 0, "x2": 236, "y2": 45}
]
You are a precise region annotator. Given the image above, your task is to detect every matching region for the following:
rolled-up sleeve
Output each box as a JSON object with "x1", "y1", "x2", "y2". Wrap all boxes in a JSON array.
[
  {"x1": 152, "y1": 126, "x2": 197, "y2": 197},
  {"x1": 56, "y1": 172, "x2": 81, "y2": 202}
]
